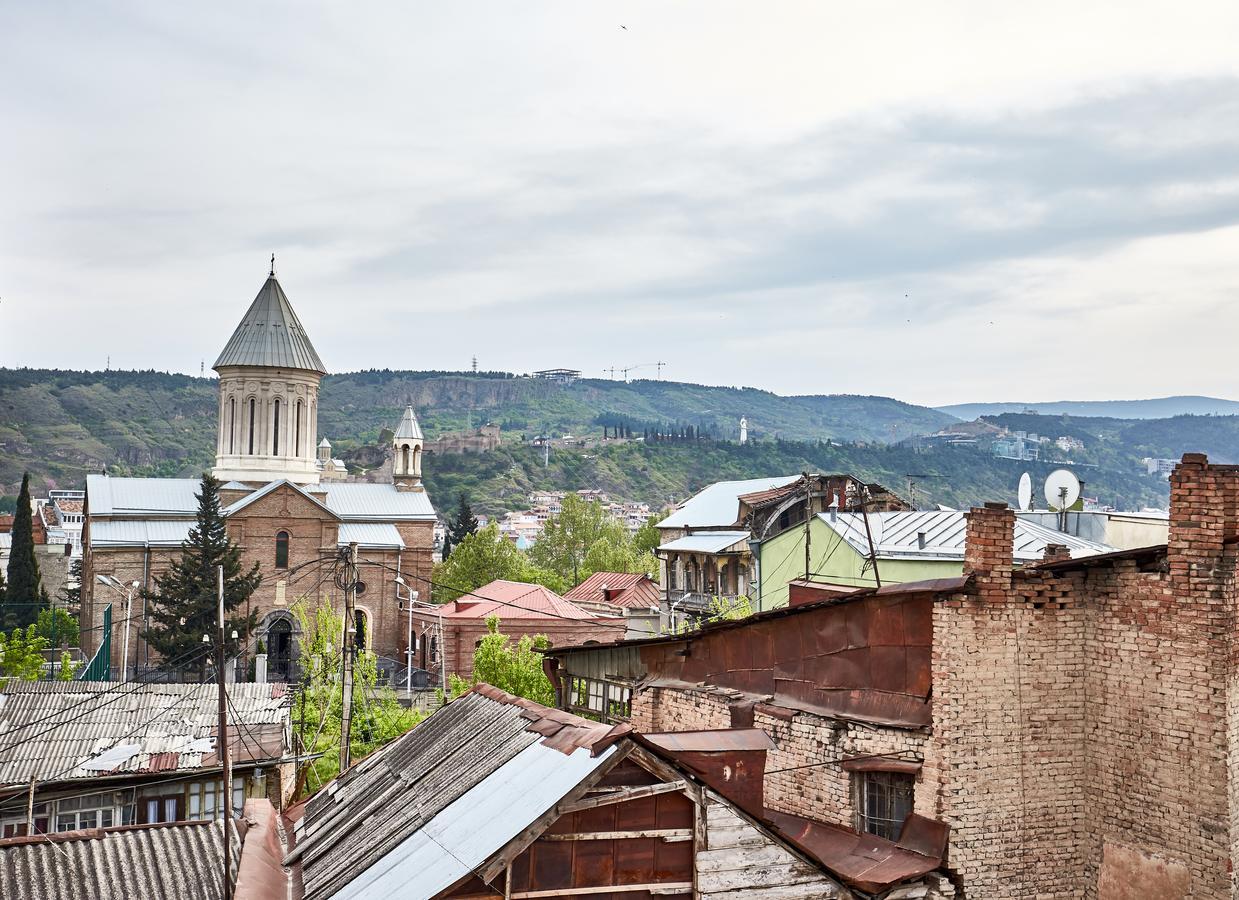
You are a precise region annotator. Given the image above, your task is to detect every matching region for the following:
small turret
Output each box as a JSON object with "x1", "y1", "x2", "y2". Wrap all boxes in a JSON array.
[
  {"x1": 393, "y1": 406, "x2": 424, "y2": 492},
  {"x1": 318, "y1": 437, "x2": 332, "y2": 463}
]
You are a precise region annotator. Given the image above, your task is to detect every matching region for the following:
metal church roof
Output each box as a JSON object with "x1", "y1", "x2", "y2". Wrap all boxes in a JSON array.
[
  {"x1": 393, "y1": 405, "x2": 423, "y2": 440},
  {"x1": 213, "y1": 275, "x2": 327, "y2": 374}
]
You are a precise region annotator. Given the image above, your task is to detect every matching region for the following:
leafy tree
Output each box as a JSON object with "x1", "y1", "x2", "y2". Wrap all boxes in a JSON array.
[
  {"x1": 291, "y1": 597, "x2": 424, "y2": 794},
  {"x1": 0, "y1": 624, "x2": 75, "y2": 681},
  {"x1": 3, "y1": 474, "x2": 44, "y2": 630},
  {"x1": 446, "y1": 616, "x2": 554, "y2": 706},
  {"x1": 447, "y1": 492, "x2": 479, "y2": 546},
  {"x1": 529, "y1": 494, "x2": 632, "y2": 585},
  {"x1": 141, "y1": 474, "x2": 261, "y2": 679},
  {"x1": 433, "y1": 523, "x2": 564, "y2": 602},
  {"x1": 633, "y1": 512, "x2": 666, "y2": 556}
]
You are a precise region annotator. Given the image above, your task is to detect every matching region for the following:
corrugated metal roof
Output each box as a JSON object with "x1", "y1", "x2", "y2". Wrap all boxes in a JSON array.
[
  {"x1": 659, "y1": 476, "x2": 800, "y2": 529},
  {"x1": 658, "y1": 530, "x2": 751, "y2": 554},
  {"x1": 0, "y1": 682, "x2": 290, "y2": 787},
  {"x1": 816, "y1": 510, "x2": 1115, "y2": 562},
  {"x1": 0, "y1": 819, "x2": 237, "y2": 900},
  {"x1": 321, "y1": 483, "x2": 437, "y2": 520},
  {"x1": 564, "y1": 572, "x2": 661, "y2": 609},
  {"x1": 90, "y1": 520, "x2": 193, "y2": 548},
  {"x1": 393, "y1": 406, "x2": 423, "y2": 440},
  {"x1": 442, "y1": 580, "x2": 610, "y2": 620},
  {"x1": 296, "y1": 685, "x2": 615, "y2": 900},
  {"x1": 86, "y1": 475, "x2": 202, "y2": 516},
  {"x1": 213, "y1": 275, "x2": 327, "y2": 374},
  {"x1": 337, "y1": 523, "x2": 405, "y2": 549}
]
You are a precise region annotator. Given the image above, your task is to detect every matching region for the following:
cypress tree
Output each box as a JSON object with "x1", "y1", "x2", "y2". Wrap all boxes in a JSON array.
[
  {"x1": 141, "y1": 474, "x2": 260, "y2": 680},
  {"x1": 448, "y1": 492, "x2": 479, "y2": 546},
  {"x1": 441, "y1": 532, "x2": 453, "y2": 561},
  {"x1": 4, "y1": 473, "x2": 43, "y2": 630}
]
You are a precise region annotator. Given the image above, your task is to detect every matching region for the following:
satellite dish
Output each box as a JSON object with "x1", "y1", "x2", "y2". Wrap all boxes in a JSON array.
[
  {"x1": 1017, "y1": 473, "x2": 1033, "y2": 511},
  {"x1": 1044, "y1": 469, "x2": 1081, "y2": 512}
]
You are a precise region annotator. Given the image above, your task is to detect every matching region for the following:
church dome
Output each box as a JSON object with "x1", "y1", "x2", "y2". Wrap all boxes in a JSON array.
[{"x1": 214, "y1": 274, "x2": 326, "y2": 374}]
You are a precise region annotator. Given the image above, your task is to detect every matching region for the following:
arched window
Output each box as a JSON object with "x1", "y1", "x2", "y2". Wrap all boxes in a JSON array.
[
  {"x1": 228, "y1": 398, "x2": 236, "y2": 455},
  {"x1": 272, "y1": 399, "x2": 281, "y2": 455},
  {"x1": 248, "y1": 398, "x2": 256, "y2": 455},
  {"x1": 275, "y1": 531, "x2": 290, "y2": 569},
  {"x1": 295, "y1": 400, "x2": 303, "y2": 457},
  {"x1": 267, "y1": 618, "x2": 293, "y2": 682},
  {"x1": 401, "y1": 445, "x2": 411, "y2": 472},
  {"x1": 412, "y1": 446, "x2": 421, "y2": 473},
  {"x1": 354, "y1": 610, "x2": 368, "y2": 653}
]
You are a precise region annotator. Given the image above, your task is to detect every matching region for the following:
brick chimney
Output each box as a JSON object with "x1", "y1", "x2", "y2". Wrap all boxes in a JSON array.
[
  {"x1": 964, "y1": 502, "x2": 1015, "y2": 601},
  {"x1": 1042, "y1": 543, "x2": 1072, "y2": 564},
  {"x1": 1168, "y1": 453, "x2": 1239, "y2": 587}
]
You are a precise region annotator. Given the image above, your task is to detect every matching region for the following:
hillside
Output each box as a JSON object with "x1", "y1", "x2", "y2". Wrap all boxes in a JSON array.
[
  {"x1": 0, "y1": 368, "x2": 955, "y2": 500},
  {"x1": 939, "y1": 396, "x2": 1239, "y2": 420}
]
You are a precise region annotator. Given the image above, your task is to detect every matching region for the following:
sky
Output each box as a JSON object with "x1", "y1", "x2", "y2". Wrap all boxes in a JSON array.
[{"x1": 2, "y1": 1, "x2": 1239, "y2": 407}]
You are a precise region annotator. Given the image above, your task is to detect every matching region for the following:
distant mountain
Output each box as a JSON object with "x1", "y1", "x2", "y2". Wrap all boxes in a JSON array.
[{"x1": 938, "y1": 396, "x2": 1239, "y2": 421}]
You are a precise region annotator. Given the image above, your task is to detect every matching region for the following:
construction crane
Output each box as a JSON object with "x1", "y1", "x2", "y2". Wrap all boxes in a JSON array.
[{"x1": 619, "y1": 362, "x2": 667, "y2": 382}]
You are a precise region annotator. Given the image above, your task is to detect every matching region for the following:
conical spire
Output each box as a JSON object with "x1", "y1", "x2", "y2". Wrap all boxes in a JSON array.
[
  {"x1": 213, "y1": 275, "x2": 327, "y2": 374},
  {"x1": 394, "y1": 405, "x2": 423, "y2": 440}
]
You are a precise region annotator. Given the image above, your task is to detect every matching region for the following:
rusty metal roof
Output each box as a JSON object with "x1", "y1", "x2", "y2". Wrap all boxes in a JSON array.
[
  {"x1": 0, "y1": 682, "x2": 291, "y2": 789},
  {"x1": 642, "y1": 729, "x2": 776, "y2": 753},
  {"x1": 565, "y1": 572, "x2": 661, "y2": 609},
  {"x1": 765, "y1": 809, "x2": 948, "y2": 894},
  {"x1": 0, "y1": 819, "x2": 238, "y2": 900},
  {"x1": 296, "y1": 685, "x2": 618, "y2": 900}
]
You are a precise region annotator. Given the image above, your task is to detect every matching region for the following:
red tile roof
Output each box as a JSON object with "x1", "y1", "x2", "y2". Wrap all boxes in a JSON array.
[
  {"x1": 565, "y1": 572, "x2": 661, "y2": 609},
  {"x1": 441, "y1": 580, "x2": 607, "y2": 620}
]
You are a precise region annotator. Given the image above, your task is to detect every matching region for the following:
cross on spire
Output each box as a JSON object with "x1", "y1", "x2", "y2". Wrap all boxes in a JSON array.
[{"x1": 270, "y1": 253, "x2": 276, "y2": 277}]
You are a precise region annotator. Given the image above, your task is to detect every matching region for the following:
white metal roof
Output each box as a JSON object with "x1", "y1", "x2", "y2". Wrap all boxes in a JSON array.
[
  {"x1": 338, "y1": 523, "x2": 405, "y2": 549},
  {"x1": 658, "y1": 530, "x2": 752, "y2": 555},
  {"x1": 659, "y1": 475, "x2": 800, "y2": 530},
  {"x1": 90, "y1": 520, "x2": 194, "y2": 548},
  {"x1": 220, "y1": 478, "x2": 339, "y2": 519},
  {"x1": 333, "y1": 741, "x2": 615, "y2": 900},
  {"x1": 816, "y1": 510, "x2": 1115, "y2": 562},
  {"x1": 86, "y1": 475, "x2": 202, "y2": 516},
  {"x1": 322, "y1": 483, "x2": 437, "y2": 520}
]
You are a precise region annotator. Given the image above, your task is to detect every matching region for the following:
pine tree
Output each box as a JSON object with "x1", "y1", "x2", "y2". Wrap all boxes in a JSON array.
[
  {"x1": 441, "y1": 532, "x2": 453, "y2": 561},
  {"x1": 141, "y1": 474, "x2": 261, "y2": 680},
  {"x1": 447, "y1": 492, "x2": 479, "y2": 546},
  {"x1": 3, "y1": 473, "x2": 44, "y2": 630}
]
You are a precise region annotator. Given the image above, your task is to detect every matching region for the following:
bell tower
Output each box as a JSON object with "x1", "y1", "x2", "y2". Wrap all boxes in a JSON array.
[
  {"x1": 212, "y1": 270, "x2": 327, "y2": 485},
  {"x1": 392, "y1": 406, "x2": 424, "y2": 492}
]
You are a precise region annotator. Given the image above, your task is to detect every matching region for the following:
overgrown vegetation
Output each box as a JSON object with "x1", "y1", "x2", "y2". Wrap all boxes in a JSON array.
[{"x1": 446, "y1": 616, "x2": 555, "y2": 706}]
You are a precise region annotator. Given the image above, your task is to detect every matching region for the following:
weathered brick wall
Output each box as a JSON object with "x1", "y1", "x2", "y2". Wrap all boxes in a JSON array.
[{"x1": 630, "y1": 685, "x2": 934, "y2": 832}]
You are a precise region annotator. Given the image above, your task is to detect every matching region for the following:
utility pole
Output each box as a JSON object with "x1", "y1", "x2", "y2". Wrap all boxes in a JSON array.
[
  {"x1": 803, "y1": 474, "x2": 812, "y2": 580},
  {"x1": 859, "y1": 501, "x2": 882, "y2": 588},
  {"x1": 339, "y1": 542, "x2": 358, "y2": 774},
  {"x1": 437, "y1": 604, "x2": 447, "y2": 702},
  {"x1": 216, "y1": 565, "x2": 234, "y2": 900}
]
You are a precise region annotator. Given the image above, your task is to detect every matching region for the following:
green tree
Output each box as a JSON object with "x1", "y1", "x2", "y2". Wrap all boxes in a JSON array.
[
  {"x1": 0, "y1": 624, "x2": 74, "y2": 681},
  {"x1": 633, "y1": 512, "x2": 666, "y2": 556},
  {"x1": 3, "y1": 474, "x2": 44, "y2": 630},
  {"x1": 529, "y1": 494, "x2": 633, "y2": 586},
  {"x1": 141, "y1": 474, "x2": 261, "y2": 679},
  {"x1": 447, "y1": 616, "x2": 555, "y2": 706},
  {"x1": 433, "y1": 523, "x2": 564, "y2": 602},
  {"x1": 447, "y1": 492, "x2": 479, "y2": 546},
  {"x1": 58, "y1": 558, "x2": 82, "y2": 612},
  {"x1": 291, "y1": 597, "x2": 423, "y2": 794}
]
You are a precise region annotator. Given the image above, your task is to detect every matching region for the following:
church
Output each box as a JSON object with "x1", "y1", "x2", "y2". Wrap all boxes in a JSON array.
[{"x1": 80, "y1": 272, "x2": 436, "y2": 682}]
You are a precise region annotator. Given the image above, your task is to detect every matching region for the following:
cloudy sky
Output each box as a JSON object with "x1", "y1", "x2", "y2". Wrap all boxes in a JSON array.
[{"x1": 2, "y1": 1, "x2": 1239, "y2": 406}]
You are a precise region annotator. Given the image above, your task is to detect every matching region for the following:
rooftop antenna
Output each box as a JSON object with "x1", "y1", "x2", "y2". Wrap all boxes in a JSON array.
[{"x1": 1017, "y1": 472, "x2": 1033, "y2": 512}]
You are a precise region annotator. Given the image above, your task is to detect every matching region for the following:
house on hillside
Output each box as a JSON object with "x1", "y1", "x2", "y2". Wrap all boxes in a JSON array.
[
  {"x1": 0, "y1": 681, "x2": 292, "y2": 836},
  {"x1": 544, "y1": 455, "x2": 1239, "y2": 896},
  {"x1": 752, "y1": 507, "x2": 1114, "y2": 610},
  {"x1": 289, "y1": 684, "x2": 952, "y2": 899},
  {"x1": 409, "y1": 579, "x2": 624, "y2": 681}
]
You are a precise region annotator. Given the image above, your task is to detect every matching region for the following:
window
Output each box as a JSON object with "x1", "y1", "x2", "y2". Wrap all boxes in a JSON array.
[
  {"x1": 272, "y1": 399, "x2": 281, "y2": 455},
  {"x1": 856, "y1": 771, "x2": 914, "y2": 840},
  {"x1": 229, "y1": 398, "x2": 236, "y2": 454},
  {"x1": 354, "y1": 609, "x2": 368, "y2": 653},
  {"x1": 187, "y1": 780, "x2": 245, "y2": 821},
  {"x1": 295, "y1": 400, "x2": 303, "y2": 456},
  {"x1": 275, "y1": 531, "x2": 290, "y2": 569},
  {"x1": 1, "y1": 803, "x2": 49, "y2": 838},
  {"x1": 567, "y1": 676, "x2": 632, "y2": 724},
  {"x1": 54, "y1": 792, "x2": 126, "y2": 832},
  {"x1": 248, "y1": 398, "x2": 256, "y2": 455}
]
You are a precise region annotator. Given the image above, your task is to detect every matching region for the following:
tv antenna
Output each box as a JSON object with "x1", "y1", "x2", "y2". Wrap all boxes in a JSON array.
[
  {"x1": 1044, "y1": 469, "x2": 1082, "y2": 532},
  {"x1": 1017, "y1": 472, "x2": 1033, "y2": 511}
]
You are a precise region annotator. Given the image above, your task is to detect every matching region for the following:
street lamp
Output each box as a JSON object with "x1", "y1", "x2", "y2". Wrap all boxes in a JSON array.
[
  {"x1": 396, "y1": 576, "x2": 444, "y2": 691},
  {"x1": 97, "y1": 575, "x2": 141, "y2": 682}
]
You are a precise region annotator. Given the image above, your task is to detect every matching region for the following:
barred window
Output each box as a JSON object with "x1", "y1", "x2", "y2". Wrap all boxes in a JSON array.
[{"x1": 856, "y1": 771, "x2": 914, "y2": 841}]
